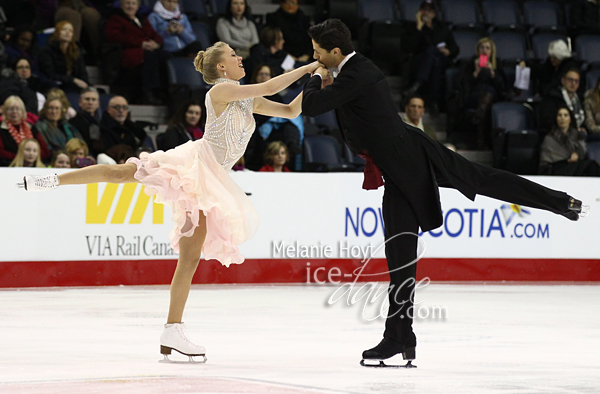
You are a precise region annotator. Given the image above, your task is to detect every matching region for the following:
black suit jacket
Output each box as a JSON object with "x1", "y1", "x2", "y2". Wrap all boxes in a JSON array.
[{"x1": 302, "y1": 53, "x2": 485, "y2": 232}]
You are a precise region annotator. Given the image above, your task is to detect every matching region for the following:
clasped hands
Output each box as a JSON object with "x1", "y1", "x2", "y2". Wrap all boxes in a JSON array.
[{"x1": 312, "y1": 64, "x2": 333, "y2": 88}]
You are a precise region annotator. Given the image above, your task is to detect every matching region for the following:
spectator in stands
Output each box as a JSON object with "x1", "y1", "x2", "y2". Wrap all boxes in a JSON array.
[
  {"x1": 149, "y1": 0, "x2": 203, "y2": 57},
  {"x1": 53, "y1": 0, "x2": 102, "y2": 61},
  {"x1": 534, "y1": 40, "x2": 578, "y2": 96},
  {"x1": 216, "y1": 0, "x2": 259, "y2": 59},
  {"x1": 401, "y1": 96, "x2": 436, "y2": 140},
  {"x1": 247, "y1": 26, "x2": 290, "y2": 78},
  {"x1": 259, "y1": 140, "x2": 290, "y2": 172},
  {"x1": 101, "y1": 95, "x2": 148, "y2": 155},
  {"x1": 69, "y1": 87, "x2": 103, "y2": 156},
  {"x1": 8, "y1": 138, "x2": 45, "y2": 167},
  {"x1": 402, "y1": 1, "x2": 459, "y2": 114},
  {"x1": 11, "y1": 58, "x2": 55, "y2": 112},
  {"x1": 39, "y1": 21, "x2": 89, "y2": 93},
  {"x1": 244, "y1": 63, "x2": 301, "y2": 171},
  {"x1": 49, "y1": 149, "x2": 71, "y2": 168},
  {"x1": 266, "y1": 0, "x2": 312, "y2": 62},
  {"x1": 539, "y1": 105, "x2": 600, "y2": 176},
  {"x1": 585, "y1": 73, "x2": 600, "y2": 140},
  {"x1": 105, "y1": 0, "x2": 168, "y2": 105},
  {"x1": 0, "y1": 96, "x2": 50, "y2": 166},
  {"x1": 0, "y1": 60, "x2": 39, "y2": 115},
  {"x1": 161, "y1": 99, "x2": 203, "y2": 151},
  {"x1": 4, "y1": 26, "x2": 39, "y2": 74},
  {"x1": 539, "y1": 69, "x2": 585, "y2": 135},
  {"x1": 570, "y1": 0, "x2": 600, "y2": 36},
  {"x1": 34, "y1": 97, "x2": 82, "y2": 151},
  {"x1": 65, "y1": 137, "x2": 96, "y2": 167},
  {"x1": 47, "y1": 88, "x2": 77, "y2": 120},
  {"x1": 455, "y1": 37, "x2": 506, "y2": 149}
]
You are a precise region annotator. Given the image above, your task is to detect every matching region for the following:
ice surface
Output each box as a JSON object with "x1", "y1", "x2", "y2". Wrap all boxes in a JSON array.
[{"x1": 1, "y1": 284, "x2": 599, "y2": 393}]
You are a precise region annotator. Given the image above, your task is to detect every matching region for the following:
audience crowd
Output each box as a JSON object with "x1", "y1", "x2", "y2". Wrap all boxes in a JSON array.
[{"x1": 1, "y1": 0, "x2": 600, "y2": 177}]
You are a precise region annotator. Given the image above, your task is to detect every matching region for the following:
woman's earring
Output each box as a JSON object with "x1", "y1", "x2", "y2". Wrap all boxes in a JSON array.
[{"x1": 224, "y1": 71, "x2": 227, "y2": 77}]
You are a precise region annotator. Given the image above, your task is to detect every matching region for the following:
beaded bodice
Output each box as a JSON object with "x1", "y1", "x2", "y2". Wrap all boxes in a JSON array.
[{"x1": 203, "y1": 78, "x2": 255, "y2": 170}]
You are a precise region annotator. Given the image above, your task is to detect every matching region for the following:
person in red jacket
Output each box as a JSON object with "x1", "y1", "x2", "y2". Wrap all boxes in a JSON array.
[
  {"x1": 259, "y1": 141, "x2": 291, "y2": 172},
  {"x1": 0, "y1": 96, "x2": 50, "y2": 167},
  {"x1": 105, "y1": 0, "x2": 169, "y2": 105}
]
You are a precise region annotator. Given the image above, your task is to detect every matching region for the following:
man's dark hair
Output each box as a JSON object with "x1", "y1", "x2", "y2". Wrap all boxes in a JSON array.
[
  {"x1": 562, "y1": 68, "x2": 581, "y2": 79},
  {"x1": 407, "y1": 95, "x2": 426, "y2": 105},
  {"x1": 307, "y1": 19, "x2": 353, "y2": 55}
]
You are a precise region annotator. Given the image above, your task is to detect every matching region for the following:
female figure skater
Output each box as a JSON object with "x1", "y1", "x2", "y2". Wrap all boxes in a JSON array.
[{"x1": 18, "y1": 41, "x2": 321, "y2": 362}]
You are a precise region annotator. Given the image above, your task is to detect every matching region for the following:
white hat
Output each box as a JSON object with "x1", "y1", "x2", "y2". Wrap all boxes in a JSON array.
[{"x1": 548, "y1": 40, "x2": 571, "y2": 61}]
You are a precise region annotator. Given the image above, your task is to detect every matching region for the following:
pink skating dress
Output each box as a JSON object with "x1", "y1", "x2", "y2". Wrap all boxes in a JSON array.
[{"x1": 127, "y1": 78, "x2": 259, "y2": 267}]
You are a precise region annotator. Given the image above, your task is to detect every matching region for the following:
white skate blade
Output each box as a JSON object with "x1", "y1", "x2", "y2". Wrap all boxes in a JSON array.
[
  {"x1": 580, "y1": 205, "x2": 590, "y2": 218},
  {"x1": 159, "y1": 354, "x2": 207, "y2": 364}
]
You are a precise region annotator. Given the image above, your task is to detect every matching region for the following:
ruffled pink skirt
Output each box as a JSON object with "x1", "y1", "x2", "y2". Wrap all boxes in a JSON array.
[{"x1": 127, "y1": 139, "x2": 259, "y2": 267}]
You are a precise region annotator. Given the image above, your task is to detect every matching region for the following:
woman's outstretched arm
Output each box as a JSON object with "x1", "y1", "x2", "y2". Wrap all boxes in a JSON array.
[
  {"x1": 253, "y1": 92, "x2": 304, "y2": 119},
  {"x1": 210, "y1": 61, "x2": 321, "y2": 105}
]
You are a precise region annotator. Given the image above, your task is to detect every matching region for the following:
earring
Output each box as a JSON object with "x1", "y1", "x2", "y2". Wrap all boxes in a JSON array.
[{"x1": 224, "y1": 71, "x2": 227, "y2": 77}]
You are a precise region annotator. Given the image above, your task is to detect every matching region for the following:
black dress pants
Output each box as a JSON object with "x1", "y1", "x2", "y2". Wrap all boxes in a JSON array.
[{"x1": 380, "y1": 162, "x2": 572, "y2": 346}]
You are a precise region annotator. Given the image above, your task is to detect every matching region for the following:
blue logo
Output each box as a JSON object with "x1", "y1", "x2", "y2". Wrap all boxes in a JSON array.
[{"x1": 345, "y1": 206, "x2": 550, "y2": 239}]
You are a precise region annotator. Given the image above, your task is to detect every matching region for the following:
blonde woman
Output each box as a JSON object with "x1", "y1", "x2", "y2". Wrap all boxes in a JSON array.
[
  {"x1": 34, "y1": 97, "x2": 82, "y2": 151},
  {"x1": 65, "y1": 138, "x2": 96, "y2": 167},
  {"x1": 9, "y1": 139, "x2": 45, "y2": 168},
  {"x1": 0, "y1": 96, "x2": 50, "y2": 166},
  {"x1": 260, "y1": 140, "x2": 290, "y2": 172},
  {"x1": 19, "y1": 42, "x2": 321, "y2": 362},
  {"x1": 456, "y1": 37, "x2": 506, "y2": 149}
]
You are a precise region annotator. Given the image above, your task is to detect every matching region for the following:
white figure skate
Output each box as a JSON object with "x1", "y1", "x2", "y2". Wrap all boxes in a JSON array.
[
  {"x1": 17, "y1": 174, "x2": 60, "y2": 191},
  {"x1": 159, "y1": 323, "x2": 207, "y2": 364}
]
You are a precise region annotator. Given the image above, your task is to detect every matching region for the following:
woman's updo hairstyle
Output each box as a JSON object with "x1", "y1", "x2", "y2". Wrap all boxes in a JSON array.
[{"x1": 194, "y1": 42, "x2": 229, "y2": 84}]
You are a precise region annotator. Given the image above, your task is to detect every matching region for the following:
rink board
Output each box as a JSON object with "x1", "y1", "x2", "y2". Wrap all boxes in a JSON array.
[{"x1": 1, "y1": 168, "x2": 599, "y2": 287}]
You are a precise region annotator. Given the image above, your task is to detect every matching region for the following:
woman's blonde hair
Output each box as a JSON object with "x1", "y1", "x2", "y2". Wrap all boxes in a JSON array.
[
  {"x1": 476, "y1": 37, "x2": 497, "y2": 70},
  {"x1": 2, "y1": 95, "x2": 27, "y2": 123},
  {"x1": 9, "y1": 138, "x2": 45, "y2": 167},
  {"x1": 47, "y1": 88, "x2": 71, "y2": 113},
  {"x1": 65, "y1": 138, "x2": 89, "y2": 157},
  {"x1": 39, "y1": 97, "x2": 66, "y2": 120},
  {"x1": 263, "y1": 141, "x2": 288, "y2": 165},
  {"x1": 194, "y1": 41, "x2": 229, "y2": 84}
]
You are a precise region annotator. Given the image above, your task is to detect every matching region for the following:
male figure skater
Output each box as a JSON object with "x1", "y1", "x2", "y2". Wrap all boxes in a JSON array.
[{"x1": 301, "y1": 19, "x2": 588, "y2": 367}]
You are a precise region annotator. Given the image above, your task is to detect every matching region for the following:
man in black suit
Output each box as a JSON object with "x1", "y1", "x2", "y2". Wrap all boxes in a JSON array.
[{"x1": 301, "y1": 19, "x2": 587, "y2": 366}]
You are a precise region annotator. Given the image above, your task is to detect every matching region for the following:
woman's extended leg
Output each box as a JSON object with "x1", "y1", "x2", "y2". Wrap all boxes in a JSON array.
[
  {"x1": 59, "y1": 163, "x2": 139, "y2": 185},
  {"x1": 167, "y1": 213, "x2": 207, "y2": 323}
]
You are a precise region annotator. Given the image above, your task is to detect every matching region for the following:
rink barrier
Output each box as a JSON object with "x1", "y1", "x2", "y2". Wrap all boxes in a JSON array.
[{"x1": 1, "y1": 257, "x2": 600, "y2": 288}]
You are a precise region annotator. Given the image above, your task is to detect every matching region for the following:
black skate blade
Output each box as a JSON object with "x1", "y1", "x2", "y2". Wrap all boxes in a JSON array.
[
  {"x1": 360, "y1": 359, "x2": 417, "y2": 369},
  {"x1": 159, "y1": 346, "x2": 207, "y2": 364}
]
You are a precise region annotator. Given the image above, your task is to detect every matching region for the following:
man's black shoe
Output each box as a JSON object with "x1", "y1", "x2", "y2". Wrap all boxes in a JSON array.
[{"x1": 362, "y1": 337, "x2": 415, "y2": 360}]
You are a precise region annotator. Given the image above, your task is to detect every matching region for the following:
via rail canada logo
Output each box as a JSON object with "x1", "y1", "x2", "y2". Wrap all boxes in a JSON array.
[
  {"x1": 86, "y1": 183, "x2": 164, "y2": 224},
  {"x1": 345, "y1": 204, "x2": 550, "y2": 239}
]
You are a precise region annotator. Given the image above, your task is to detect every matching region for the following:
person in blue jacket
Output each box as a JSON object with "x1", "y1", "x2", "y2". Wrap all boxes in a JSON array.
[{"x1": 148, "y1": 0, "x2": 203, "y2": 57}]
